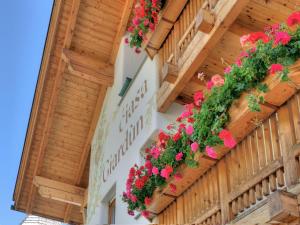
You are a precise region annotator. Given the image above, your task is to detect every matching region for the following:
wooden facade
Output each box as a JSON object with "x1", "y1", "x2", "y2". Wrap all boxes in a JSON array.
[
  {"x1": 13, "y1": 0, "x2": 133, "y2": 224},
  {"x1": 13, "y1": 0, "x2": 300, "y2": 224},
  {"x1": 155, "y1": 92, "x2": 300, "y2": 224},
  {"x1": 143, "y1": 0, "x2": 300, "y2": 224}
]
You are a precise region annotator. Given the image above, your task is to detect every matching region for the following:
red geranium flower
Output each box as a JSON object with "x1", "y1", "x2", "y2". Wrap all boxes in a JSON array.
[
  {"x1": 175, "y1": 152, "x2": 183, "y2": 161},
  {"x1": 144, "y1": 197, "x2": 151, "y2": 205},
  {"x1": 218, "y1": 129, "x2": 237, "y2": 148},
  {"x1": 248, "y1": 32, "x2": 270, "y2": 44},
  {"x1": 172, "y1": 132, "x2": 181, "y2": 142},
  {"x1": 169, "y1": 183, "x2": 177, "y2": 193},
  {"x1": 141, "y1": 210, "x2": 150, "y2": 218},
  {"x1": 160, "y1": 165, "x2": 173, "y2": 179},
  {"x1": 269, "y1": 64, "x2": 284, "y2": 75},
  {"x1": 287, "y1": 11, "x2": 300, "y2": 27},
  {"x1": 194, "y1": 91, "x2": 204, "y2": 106}
]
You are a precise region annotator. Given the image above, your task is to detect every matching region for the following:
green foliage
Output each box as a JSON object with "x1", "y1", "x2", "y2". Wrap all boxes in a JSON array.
[{"x1": 123, "y1": 25, "x2": 300, "y2": 215}]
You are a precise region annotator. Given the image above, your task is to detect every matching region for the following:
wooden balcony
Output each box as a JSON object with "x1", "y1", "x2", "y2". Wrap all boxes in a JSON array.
[
  {"x1": 150, "y1": 62, "x2": 300, "y2": 224},
  {"x1": 151, "y1": 0, "x2": 297, "y2": 112},
  {"x1": 144, "y1": 0, "x2": 300, "y2": 222}
]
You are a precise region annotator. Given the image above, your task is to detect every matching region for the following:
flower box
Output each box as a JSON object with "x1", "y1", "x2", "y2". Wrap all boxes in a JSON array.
[
  {"x1": 143, "y1": 0, "x2": 189, "y2": 58},
  {"x1": 146, "y1": 60, "x2": 300, "y2": 215}
]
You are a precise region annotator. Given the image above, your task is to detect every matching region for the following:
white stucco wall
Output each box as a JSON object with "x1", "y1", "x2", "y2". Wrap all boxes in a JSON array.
[{"x1": 87, "y1": 38, "x2": 182, "y2": 225}]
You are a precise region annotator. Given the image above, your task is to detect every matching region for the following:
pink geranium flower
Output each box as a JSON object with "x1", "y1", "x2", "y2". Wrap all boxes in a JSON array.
[
  {"x1": 138, "y1": 30, "x2": 143, "y2": 37},
  {"x1": 144, "y1": 197, "x2": 151, "y2": 205},
  {"x1": 206, "y1": 146, "x2": 218, "y2": 159},
  {"x1": 186, "y1": 125, "x2": 194, "y2": 135},
  {"x1": 224, "y1": 66, "x2": 232, "y2": 74},
  {"x1": 174, "y1": 173, "x2": 182, "y2": 181},
  {"x1": 160, "y1": 165, "x2": 173, "y2": 179},
  {"x1": 269, "y1": 64, "x2": 284, "y2": 75},
  {"x1": 151, "y1": 147, "x2": 160, "y2": 159},
  {"x1": 274, "y1": 31, "x2": 291, "y2": 45},
  {"x1": 175, "y1": 152, "x2": 183, "y2": 161},
  {"x1": 235, "y1": 58, "x2": 242, "y2": 67},
  {"x1": 141, "y1": 211, "x2": 150, "y2": 218},
  {"x1": 184, "y1": 103, "x2": 194, "y2": 112},
  {"x1": 144, "y1": 19, "x2": 150, "y2": 26},
  {"x1": 166, "y1": 124, "x2": 173, "y2": 130},
  {"x1": 124, "y1": 38, "x2": 129, "y2": 44},
  {"x1": 287, "y1": 11, "x2": 300, "y2": 27},
  {"x1": 211, "y1": 74, "x2": 225, "y2": 87},
  {"x1": 218, "y1": 129, "x2": 237, "y2": 148},
  {"x1": 191, "y1": 142, "x2": 199, "y2": 152},
  {"x1": 240, "y1": 34, "x2": 250, "y2": 47},
  {"x1": 131, "y1": 195, "x2": 137, "y2": 203},
  {"x1": 194, "y1": 91, "x2": 204, "y2": 106},
  {"x1": 180, "y1": 110, "x2": 192, "y2": 119},
  {"x1": 206, "y1": 80, "x2": 214, "y2": 90},
  {"x1": 173, "y1": 132, "x2": 181, "y2": 142},
  {"x1": 152, "y1": 166, "x2": 159, "y2": 175},
  {"x1": 133, "y1": 17, "x2": 139, "y2": 26},
  {"x1": 169, "y1": 183, "x2": 177, "y2": 193}
]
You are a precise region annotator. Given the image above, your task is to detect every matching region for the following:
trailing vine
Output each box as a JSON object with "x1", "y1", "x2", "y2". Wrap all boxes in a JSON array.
[{"x1": 122, "y1": 11, "x2": 300, "y2": 218}]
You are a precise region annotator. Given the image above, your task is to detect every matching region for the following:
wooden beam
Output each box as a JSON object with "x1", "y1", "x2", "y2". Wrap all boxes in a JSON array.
[
  {"x1": 109, "y1": 0, "x2": 135, "y2": 64},
  {"x1": 269, "y1": 191, "x2": 299, "y2": 223},
  {"x1": 62, "y1": 49, "x2": 114, "y2": 86},
  {"x1": 26, "y1": 0, "x2": 81, "y2": 214},
  {"x1": 34, "y1": 176, "x2": 85, "y2": 206},
  {"x1": 14, "y1": 0, "x2": 63, "y2": 209},
  {"x1": 195, "y1": 8, "x2": 215, "y2": 33},
  {"x1": 161, "y1": 63, "x2": 178, "y2": 83},
  {"x1": 64, "y1": 86, "x2": 107, "y2": 222},
  {"x1": 232, "y1": 191, "x2": 299, "y2": 225},
  {"x1": 157, "y1": 0, "x2": 249, "y2": 112}
]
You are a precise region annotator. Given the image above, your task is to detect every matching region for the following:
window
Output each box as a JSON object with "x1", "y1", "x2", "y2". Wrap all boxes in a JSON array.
[{"x1": 108, "y1": 198, "x2": 116, "y2": 224}]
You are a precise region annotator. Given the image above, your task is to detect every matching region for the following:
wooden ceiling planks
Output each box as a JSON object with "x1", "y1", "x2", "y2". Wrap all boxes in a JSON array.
[{"x1": 13, "y1": 0, "x2": 132, "y2": 223}]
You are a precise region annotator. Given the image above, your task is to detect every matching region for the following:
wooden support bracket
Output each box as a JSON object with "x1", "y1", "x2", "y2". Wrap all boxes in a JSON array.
[
  {"x1": 269, "y1": 191, "x2": 299, "y2": 223},
  {"x1": 161, "y1": 63, "x2": 178, "y2": 83},
  {"x1": 62, "y1": 49, "x2": 114, "y2": 86},
  {"x1": 33, "y1": 176, "x2": 85, "y2": 207},
  {"x1": 195, "y1": 8, "x2": 215, "y2": 33}
]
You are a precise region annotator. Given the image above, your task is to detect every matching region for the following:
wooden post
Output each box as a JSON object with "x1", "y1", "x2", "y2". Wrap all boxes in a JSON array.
[
  {"x1": 277, "y1": 105, "x2": 299, "y2": 188},
  {"x1": 195, "y1": 8, "x2": 215, "y2": 33},
  {"x1": 174, "y1": 22, "x2": 180, "y2": 64},
  {"x1": 217, "y1": 159, "x2": 230, "y2": 224}
]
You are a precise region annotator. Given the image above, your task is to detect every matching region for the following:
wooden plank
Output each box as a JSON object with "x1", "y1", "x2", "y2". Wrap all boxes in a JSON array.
[
  {"x1": 33, "y1": 176, "x2": 85, "y2": 206},
  {"x1": 62, "y1": 49, "x2": 114, "y2": 86},
  {"x1": 277, "y1": 105, "x2": 299, "y2": 187},
  {"x1": 228, "y1": 159, "x2": 283, "y2": 203},
  {"x1": 269, "y1": 191, "x2": 299, "y2": 223},
  {"x1": 109, "y1": 0, "x2": 134, "y2": 64},
  {"x1": 145, "y1": 0, "x2": 189, "y2": 58},
  {"x1": 13, "y1": 0, "x2": 64, "y2": 208},
  {"x1": 231, "y1": 191, "x2": 299, "y2": 225},
  {"x1": 157, "y1": 0, "x2": 249, "y2": 112},
  {"x1": 217, "y1": 159, "x2": 230, "y2": 224},
  {"x1": 64, "y1": 86, "x2": 107, "y2": 222},
  {"x1": 26, "y1": 0, "x2": 81, "y2": 214}
]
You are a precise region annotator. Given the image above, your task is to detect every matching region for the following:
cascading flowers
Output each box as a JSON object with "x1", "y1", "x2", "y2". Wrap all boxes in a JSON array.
[
  {"x1": 122, "y1": 11, "x2": 300, "y2": 218},
  {"x1": 125, "y1": 0, "x2": 163, "y2": 53}
]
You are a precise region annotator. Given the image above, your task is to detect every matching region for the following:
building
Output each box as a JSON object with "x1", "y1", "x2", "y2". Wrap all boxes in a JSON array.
[
  {"x1": 21, "y1": 215, "x2": 62, "y2": 225},
  {"x1": 13, "y1": 0, "x2": 300, "y2": 224}
]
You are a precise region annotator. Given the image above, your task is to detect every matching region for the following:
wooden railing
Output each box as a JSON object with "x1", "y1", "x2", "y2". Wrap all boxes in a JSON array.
[
  {"x1": 158, "y1": 0, "x2": 218, "y2": 83},
  {"x1": 156, "y1": 92, "x2": 300, "y2": 224}
]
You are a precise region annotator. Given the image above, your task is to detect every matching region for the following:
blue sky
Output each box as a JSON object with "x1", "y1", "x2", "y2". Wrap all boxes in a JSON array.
[{"x1": 0, "y1": 1, "x2": 53, "y2": 224}]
